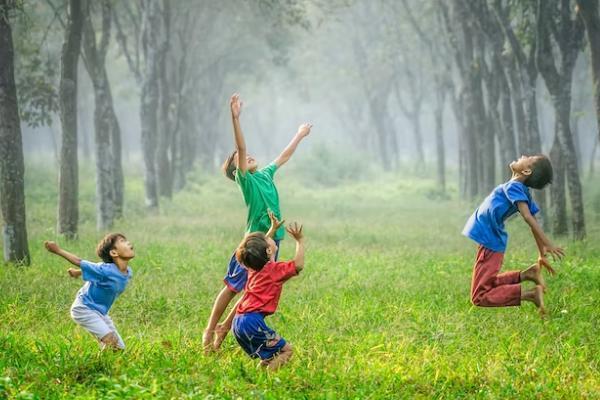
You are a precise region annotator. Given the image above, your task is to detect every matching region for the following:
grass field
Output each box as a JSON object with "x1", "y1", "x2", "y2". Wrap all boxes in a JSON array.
[{"x1": 1, "y1": 162, "x2": 600, "y2": 399}]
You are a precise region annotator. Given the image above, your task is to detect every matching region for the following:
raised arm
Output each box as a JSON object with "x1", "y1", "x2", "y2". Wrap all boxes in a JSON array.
[
  {"x1": 273, "y1": 123, "x2": 312, "y2": 168},
  {"x1": 230, "y1": 93, "x2": 247, "y2": 173},
  {"x1": 266, "y1": 210, "x2": 285, "y2": 239},
  {"x1": 44, "y1": 241, "x2": 81, "y2": 267},
  {"x1": 286, "y1": 222, "x2": 305, "y2": 273},
  {"x1": 517, "y1": 202, "x2": 564, "y2": 272}
]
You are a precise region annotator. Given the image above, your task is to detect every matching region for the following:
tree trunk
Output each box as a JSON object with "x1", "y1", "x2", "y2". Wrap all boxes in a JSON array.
[
  {"x1": 576, "y1": 0, "x2": 600, "y2": 144},
  {"x1": 58, "y1": 0, "x2": 83, "y2": 239},
  {"x1": 140, "y1": 0, "x2": 161, "y2": 210},
  {"x1": 497, "y1": 67, "x2": 517, "y2": 175},
  {"x1": 555, "y1": 91, "x2": 586, "y2": 239},
  {"x1": 590, "y1": 136, "x2": 598, "y2": 176},
  {"x1": 536, "y1": 0, "x2": 585, "y2": 239},
  {"x1": 156, "y1": 0, "x2": 172, "y2": 198},
  {"x1": 433, "y1": 84, "x2": 446, "y2": 191},
  {"x1": 82, "y1": 0, "x2": 124, "y2": 229},
  {"x1": 0, "y1": 1, "x2": 30, "y2": 265},
  {"x1": 549, "y1": 135, "x2": 568, "y2": 235},
  {"x1": 82, "y1": 2, "x2": 112, "y2": 230}
]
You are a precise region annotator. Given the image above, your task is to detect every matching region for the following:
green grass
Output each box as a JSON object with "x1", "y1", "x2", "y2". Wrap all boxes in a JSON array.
[{"x1": 1, "y1": 163, "x2": 600, "y2": 399}]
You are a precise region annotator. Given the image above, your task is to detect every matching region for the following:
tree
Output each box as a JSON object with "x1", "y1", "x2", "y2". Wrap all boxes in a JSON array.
[
  {"x1": 0, "y1": 0, "x2": 30, "y2": 265},
  {"x1": 81, "y1": 0, "x2": 124, "y2": 229},
  {"x1": 576, "y1": 0, "x2": 600, "y2": 144},
  {"x1": 57, "y1": 0, "x2": 83, "y2": 239},
  {"x1": 536, "y1": 0, "x2": 586, "y2": 239}
]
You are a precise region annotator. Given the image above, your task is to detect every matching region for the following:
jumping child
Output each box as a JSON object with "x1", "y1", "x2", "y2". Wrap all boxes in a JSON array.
[{"x1": 462, "y1": 155, "x2": 564, "y2": 315}]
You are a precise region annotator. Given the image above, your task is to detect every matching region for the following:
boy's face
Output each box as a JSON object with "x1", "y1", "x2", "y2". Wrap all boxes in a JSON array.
[
  {"x1": 510, "y1": 155, "x2": 538, "y2": 175},
  {"x1": 265, "y1": 237, "x2": 278, "y2": 261},
  {"x1": 110, "y1": 236, "x2": 135, "y2": 261},
  {"x1": 236, "y1": 154, "x2": 258, "y2": 172}
]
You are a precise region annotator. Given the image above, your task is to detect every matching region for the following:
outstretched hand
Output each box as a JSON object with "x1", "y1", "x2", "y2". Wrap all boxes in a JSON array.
[
  {"x1": 44, "y1": 241, "x2": 60, "y2": 254},
  {"x1": 296, "y1": 123, "x2": 312, "y2": 138},
  {"x1": 230, "y1": 93, "x2": 242, "y2": 118},
  {"x1": 286, "y1": 222, "x2": 304, "y2": 241},
  {"x1": 543, "y1": 245, "x2": 565, "y2": 261},
  {"x1": 268, "y1": 210, "x2": 285, "y2": 232},
  {"x1": 537, "y1": 255, "x2": 557, "y2": 276}
]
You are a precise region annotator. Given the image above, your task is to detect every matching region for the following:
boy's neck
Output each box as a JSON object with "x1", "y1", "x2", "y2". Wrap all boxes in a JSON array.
[
  {"x1": 113, "y1": 258, "x2": 129, "y2": 272},
  {"x1": 510, "y1": 172, "x2": 527, "y2": 183}
]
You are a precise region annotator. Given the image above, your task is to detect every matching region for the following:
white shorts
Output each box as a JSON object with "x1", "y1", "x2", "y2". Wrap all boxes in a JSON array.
[{"x1": 70, "y1": 298, "x2": 125, "y2": 349}]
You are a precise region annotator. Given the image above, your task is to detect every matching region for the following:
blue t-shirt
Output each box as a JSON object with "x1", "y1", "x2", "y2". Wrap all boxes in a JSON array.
[
  {"x1": 76, "y1": 260, "x2": 132, "y2": 315},
  {"x1": 462, "y1": 181, "x2": 539, "y2": 253}
]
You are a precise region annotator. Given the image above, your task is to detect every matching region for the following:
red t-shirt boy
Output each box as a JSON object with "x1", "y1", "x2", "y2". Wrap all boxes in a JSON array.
[{"x1": 232, "y1": 220, "x2": 305, "y2": 371}]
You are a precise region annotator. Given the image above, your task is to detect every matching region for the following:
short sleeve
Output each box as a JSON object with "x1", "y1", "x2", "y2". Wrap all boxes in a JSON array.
[
  {"x1": 80, "y1": 260, "x2": 105, "y2": 283},
  {"x1": 261, "y1": 163, "x2": 278, "y2": 180},
  {"x1": 505, "y1": 182, "x2": 539, "y2": 216},
  {"x1": 271, "y1": 260, "x2": 297, "y2": 283},
  {"x1": 529, "y1": 200, "x2": 540, "y2": 216},
  {"x1": 504, "y1": 182, "x2": 529, "y2": 205}
]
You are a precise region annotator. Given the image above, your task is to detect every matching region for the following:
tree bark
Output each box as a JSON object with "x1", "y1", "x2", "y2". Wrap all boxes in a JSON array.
[
  {"x1": 140, "y1": 0, "x2": 161, "y2": 210},
  {"x1": 156, "y1": 0, "x2": 172, "y2": 198},
  {"x1": 0, "y1": 1, "x2": 30, "y2": 265},
  {"x1": 576, "y1": 0, "x2": 600, "y2": 144},
  {"x1": 58, "y1": 0, "x2": 83, "y2": 239},
  {"x1": 549, "y1": 135, "x2": 568, "y2": 235},
  {"x1": 536, "y1": 0, "x2": 586, "y2": 239},
  {"x1": 82, "y1": 0, "x2": 123, "y2": 230}
]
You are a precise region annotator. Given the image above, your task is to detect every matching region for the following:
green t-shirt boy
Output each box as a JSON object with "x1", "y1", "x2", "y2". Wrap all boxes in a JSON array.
[{"x1": 235, "y1": 162, "x2": 284, "y2": 240}]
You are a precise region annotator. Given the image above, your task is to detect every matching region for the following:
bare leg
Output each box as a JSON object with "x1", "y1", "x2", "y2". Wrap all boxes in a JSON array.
[
  {"x1": 203, "y1": 286, "x2": 237, "y2": 351},
  {"x1": 521, "y1": 285, "x2": 546, "y2": 317},
  {"x1": 214, "y1": 296, "x2": 243, "y2": 349},
  {"x1": 261, "y1": 343, "x2": 293, "y2": 371},
  {"x1": 520, "y1": 263, "x2": 545, "y2": 290}
]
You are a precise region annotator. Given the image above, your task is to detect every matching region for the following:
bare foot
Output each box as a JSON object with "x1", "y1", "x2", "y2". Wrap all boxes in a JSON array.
[
  {"x1": 521, "y1": 263, "x2": 546, "y2": 290},
  {"x1": 213, "y1": 323, "x2": 230, "y2": 350},
  {"x1": 522, "y1": 285, "x2": 546, "y2": 318},
  {"x1": 68, "y1": 268, "x2": 81, "y2": 278},
  {"x1": 202, "y1": 329, "x2": 215, "y2": 353},
  {"x1": 532, "y1": 285, "x2": 546, "y2": 317}
]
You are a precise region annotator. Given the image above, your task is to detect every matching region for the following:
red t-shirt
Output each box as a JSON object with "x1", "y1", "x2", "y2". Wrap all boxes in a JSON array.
[{"x1": 236, "y1": 260, "x2": 298, "y2": 315}]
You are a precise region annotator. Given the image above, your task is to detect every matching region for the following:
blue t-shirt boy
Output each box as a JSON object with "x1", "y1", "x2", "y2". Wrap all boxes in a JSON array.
[
  {"x1": 462, "y1": 180, "x2": 539, "y2": 253},
  {"x1": 77, "y1": 260, "x2": 132, "y2": 315}
]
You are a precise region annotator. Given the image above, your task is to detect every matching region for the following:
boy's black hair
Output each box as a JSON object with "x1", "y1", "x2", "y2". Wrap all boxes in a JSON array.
[
  {"x1": 222, "y1": 150, "x2": 238, "y2": 181},
  {"x1": 236, "y1": 232, "x2": 270, "y2": 271},
  {"x1": 524, "y1": 155, "x2": 553, "y2": 190},
  {"x1": 96, "y1": 233, "x2": 126, "y2": 263}
]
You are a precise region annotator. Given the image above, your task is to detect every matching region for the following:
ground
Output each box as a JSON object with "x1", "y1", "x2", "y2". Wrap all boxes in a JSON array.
[{"x1": 1, "y1": 163, "x2": 600, "y2": 399}]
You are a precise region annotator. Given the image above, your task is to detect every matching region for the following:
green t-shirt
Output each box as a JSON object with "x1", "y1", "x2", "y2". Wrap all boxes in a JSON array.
[{"x1": 235, "y1": 162, "x2": 285, "y2": 240}]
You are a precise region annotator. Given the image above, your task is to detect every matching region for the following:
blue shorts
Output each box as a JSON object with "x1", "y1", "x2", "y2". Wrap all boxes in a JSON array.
[
  {"x1": 224, "y1": 239, "x2": 280, "y2": 293},
  {"x1": 232, "y1": 312, "x2": 287, "y2": 360}
]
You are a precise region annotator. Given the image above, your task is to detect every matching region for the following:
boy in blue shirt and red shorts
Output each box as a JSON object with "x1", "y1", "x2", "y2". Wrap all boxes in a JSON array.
[
  {"x1": 233, "y1": 218, "x2": 305, "y2": 370},
  {"x1": 462, "y1": 155, "x2": 564, "y2": 315},
  {"x1": 44, "y1": 233, "x2": 134, "y2": 349}
]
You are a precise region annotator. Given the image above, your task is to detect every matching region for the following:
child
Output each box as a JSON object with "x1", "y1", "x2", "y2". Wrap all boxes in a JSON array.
[
  {"x1": 233, "y1": 220, "x2": 305, "y2": 370},
  {"x1": 44, "y1": 233, "x2": 134, "y2": 349},
  {"x1": 203, "y1": 93, "x2": 312, "y2": 351},
  {"x1": 462, "y1": 155, "x2": 564, "y2": 315}
]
